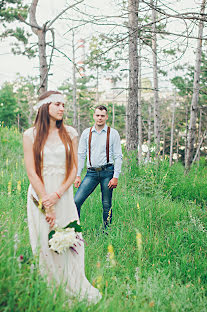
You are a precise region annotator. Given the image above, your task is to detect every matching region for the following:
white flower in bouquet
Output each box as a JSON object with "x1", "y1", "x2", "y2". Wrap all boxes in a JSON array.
[{"x1": 49, "y1": 228, "x2": 78, "y2": 254}]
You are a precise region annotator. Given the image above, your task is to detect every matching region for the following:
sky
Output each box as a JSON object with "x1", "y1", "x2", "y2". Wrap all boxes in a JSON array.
[{"x1": 0, "y1": 0, "x2": 202, "y2": 91}]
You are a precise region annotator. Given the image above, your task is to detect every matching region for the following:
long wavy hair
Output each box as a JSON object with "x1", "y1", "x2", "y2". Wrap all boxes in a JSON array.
[{"x1": 33, "y1": 90, "x2": 77, "y2": 183}]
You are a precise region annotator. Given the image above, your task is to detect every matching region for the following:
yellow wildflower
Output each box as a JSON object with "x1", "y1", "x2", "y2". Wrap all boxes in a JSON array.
[
  {"x1": 38, "y1": 198, "x2": 42, "y2": 211},
  {"x1": 17, "y1": 181, "x2": 21, "y2": 193},
  {"x1": 137, "y1": 203, "x2": 140, "y2": 210},
  {"x1": 107, "y1": 244, "x2": 116, "y2": 266},
  {"x1": 108, "y1": 244, "x2": 114, "y2": 255},
  {"x1": 136, "y1": 231, "x2": 142, "y2": 251},
  {"x1": 8, "y1": 181, "x2": 12, "y2": 195},
  {"x1": 107, "y1": 208, "x2": 112, "y2": 223},
  {"x1": 6, "y1": 158, "x2": 8, "y2": 166}
]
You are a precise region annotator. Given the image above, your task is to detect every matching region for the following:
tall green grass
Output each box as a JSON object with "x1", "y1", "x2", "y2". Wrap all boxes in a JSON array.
[{"x1": 0, "y1": 126, "x2": 207, "y2": 311}]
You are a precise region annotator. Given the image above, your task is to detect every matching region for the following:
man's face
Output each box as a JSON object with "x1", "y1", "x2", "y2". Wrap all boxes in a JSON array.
[{"x1": 93, "y1": 109, "x2": 108, "y2": 127}]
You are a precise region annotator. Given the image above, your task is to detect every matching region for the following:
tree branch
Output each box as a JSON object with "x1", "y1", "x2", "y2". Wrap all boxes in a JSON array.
[{"x1": 47, "y1": 0, "x2": 84, "y2": 28}]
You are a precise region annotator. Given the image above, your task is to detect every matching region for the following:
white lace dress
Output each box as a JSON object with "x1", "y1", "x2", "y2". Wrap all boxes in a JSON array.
[{"x1": 24, "y1": 126, "x2": 101, "y2": 304}]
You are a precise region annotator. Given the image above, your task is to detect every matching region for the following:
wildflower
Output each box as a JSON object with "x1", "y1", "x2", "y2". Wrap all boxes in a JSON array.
[
  {"x1": 6, "y1": 158, "x2": 8, "y2": 166},
  {"x1": 96, "y1": 275, "x2": 103, "y2": 292},
  {"x1": 19, "y1": 255, "x2": 24, "y2": 262},
  {"x1": 96, "y1": 261, "x2": 101, "y2": 268},
  {"x1": 136, "y1": 231, "x2": 142, "y2": 252},
  {"x1": 8, "y1": 181, "x2": 12, "y2": 195},
  {"x1": 134, "y1": 267, "x2": 139, "y2": 282},
  {"x1": 137, "y1": 203, "x2": 140, "y2": 210},
  {"x1": 149, "y1": 301, "x2": 155, "y2": 307},
  {"x1": 17, "y1": 180, "x2": 21, "y2": 193},
  {"x1": 107, "y1": 244, "x2": 116, "y2": 266},
  {"x1": 107, "y1": 209, "x2": 112, "y2": 224},
  {"x1": 38, "y1": 198, "x2": 42, "y2": 211}
]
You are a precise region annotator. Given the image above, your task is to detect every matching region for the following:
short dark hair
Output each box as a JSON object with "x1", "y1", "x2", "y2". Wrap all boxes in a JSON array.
[{"x1": 94, "y1": 105, "x2": 108, "y2": 113}]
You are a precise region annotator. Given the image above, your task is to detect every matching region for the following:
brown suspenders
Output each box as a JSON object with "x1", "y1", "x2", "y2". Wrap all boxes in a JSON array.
[{"x1": 88, "y1": 126, "x2": 111, "y2": 167}]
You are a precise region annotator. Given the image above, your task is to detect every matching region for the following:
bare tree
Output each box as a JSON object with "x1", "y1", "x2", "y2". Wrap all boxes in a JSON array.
[
  {"x1": 147, "y1": 102, "x2": 152, "y2": 162},
  {"x1": 151, "y1": 0, "x2": 160, "y2": 152},
  {"x1": 169, "y1": 90, "x2": 176, "y2": 166},
  {"x1": 127, "y1": 0, "x2": 139, "y2": 151},
  {"x1": 138, "y1": 38, "x2": 143, "y2": 162},
  {"x1": 20, "y1": 0, "x2": 83, "y2": 94},
  {"x1": 185, "y1": 0, "x2": 206, "y2": 170},
  {"x1": 72, "y1": 31, "x2": 78, "y2": 129}
]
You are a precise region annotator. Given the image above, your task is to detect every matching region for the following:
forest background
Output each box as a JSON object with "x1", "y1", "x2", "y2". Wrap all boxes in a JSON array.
[{"x1": 0, "y1": 0, "x2": 207, "y2": 311}]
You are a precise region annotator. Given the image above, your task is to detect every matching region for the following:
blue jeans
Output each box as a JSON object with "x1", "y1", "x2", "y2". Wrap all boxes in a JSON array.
[{"x1": 74, "y1": 165, "x2": 114, "y2": 228}]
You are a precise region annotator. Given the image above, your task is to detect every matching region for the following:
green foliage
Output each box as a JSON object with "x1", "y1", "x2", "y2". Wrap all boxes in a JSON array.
[
  {"x1": 86, "y1": 36, "x2": 120, "y2": 72},
  {"x1": 0, "y1": 0, "x2": 33, "y2": 58},
  {"x1": 59, "y1": 76, "x2": 95, "y2": 133},
  {"x1": 0, "y1": 128, "x2": 207, "y2": 311},
  {"x1": 106, "y1": 102, "x2": 126, "y2": 139},
  {"x1": 0, "y1": 83, "x2": 18, "y2": 127},
  {"x1": 0, "y1": 76, "x2": 38, "y2": 129}
]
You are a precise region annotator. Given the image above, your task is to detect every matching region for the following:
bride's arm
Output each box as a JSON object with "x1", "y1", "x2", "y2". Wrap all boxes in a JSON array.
[
  {"x1": 23, "y1": 133, "x2": 56, "y2": 227},
  {"x1": 42, "y1": 136, "x2": 78, "y2": 208},
  {"x1": 23, "y1": 133, "x2": 47, "y2": 199}
]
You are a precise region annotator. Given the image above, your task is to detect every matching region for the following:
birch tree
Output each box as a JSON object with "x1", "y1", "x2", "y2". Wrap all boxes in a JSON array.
[
  {"x1": 127, "y1": 0, "x2": 139, "y2": 151},
  {"x1": 138, "y1": 38, "x2": 143, "y2": 162},
  {"x1": 72, "y1": 31, "x2": 78, "y2": 129},
  {"x1": 151, "y1": 0, "x2": 160, "y2": 153},
  {"x1": 185, "y1": 0, "x2": 206, "y2": 170},
  {"x1": 169, "y1": 90, "x2": 176, "y2": 166}
]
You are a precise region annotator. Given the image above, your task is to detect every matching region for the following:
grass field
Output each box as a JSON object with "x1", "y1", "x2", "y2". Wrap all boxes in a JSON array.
[{"x1": 0, "y1": 126, "x2": 207, "y2": 311}]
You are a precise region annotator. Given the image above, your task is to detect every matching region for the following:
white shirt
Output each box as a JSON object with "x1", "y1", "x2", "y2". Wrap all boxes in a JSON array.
[{"x1": 77, "y1": 124, "x2": 123, "y2": 178}]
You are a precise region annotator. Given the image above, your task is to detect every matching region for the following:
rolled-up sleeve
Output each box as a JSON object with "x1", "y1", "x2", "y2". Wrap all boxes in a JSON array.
[
  {"x1": 77, "y1": 129, "x2": 87, "y2": 176},
  {"x1": 112, "y1": 130, "x2": 123, "y2": 178}
]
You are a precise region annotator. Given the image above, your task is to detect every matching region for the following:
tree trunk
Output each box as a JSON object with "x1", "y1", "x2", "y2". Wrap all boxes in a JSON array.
[
  {"x1": 96, "y1": 66, "x2": 99, "y2": 104},
  {"x1": 162, "y1": 129, "x2": 165, "y2": 158},
  {"x1": 184, "y1": 102, "x2": 188, "y2": 166},
  {"x1": 38, "y1": 30, "x2": 48, "y2": 94},
  {"x1": 29, "y1": 0, "x2": 48, "y2": 94},
  {"x1": 72, "y1": 31, "x2": 77, "y2": 129},
  {"x1": 127, "y1": 0, "x2": 139, "y2": 151},
  {"x1": 176, "y1": 137, "x2": 179, "y2": 163},
  {"x1": 147, "y1": 102, "x2": 152, "y2": 162},
  {"x1": 185, "y1": 0, "x2": 206, "y2": 170},
  {"x1": 197, "y1": 109, "x2": 202, "y2": 161},
  {"x1": 192, "y1": 130, "x2": 206, "y2": 164},
  {"x1": 151, "y1": 0, "x2": 160, "y2": 153},
  {"x1": 169, "y1": 90, "x2": 176, "y2": 166},
  {"x1": 138, "y1": 39, "x2": 142, "y2": 163}
]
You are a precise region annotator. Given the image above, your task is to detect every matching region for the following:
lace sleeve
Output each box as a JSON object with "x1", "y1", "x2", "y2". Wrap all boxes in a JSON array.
[
  {"x1": 24, "y1": 127, "x2": 35, "y2": 143},
  {"x1": 65, "y1": 126, "x2": 78, "y2": 140}
]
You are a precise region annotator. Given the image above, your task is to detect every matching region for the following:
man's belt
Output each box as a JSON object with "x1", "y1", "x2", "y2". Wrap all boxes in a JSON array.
[{"x1": 87, "y1": 163, "x2": 114, "y2": 172}]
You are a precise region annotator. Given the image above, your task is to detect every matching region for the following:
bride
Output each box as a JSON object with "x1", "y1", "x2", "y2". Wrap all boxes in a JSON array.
[{"x1": 23, "y1": 90, "x2": 101, "y2": 304}]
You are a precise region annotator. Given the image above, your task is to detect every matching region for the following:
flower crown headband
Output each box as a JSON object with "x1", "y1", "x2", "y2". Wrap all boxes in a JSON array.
[{"x1": 33, "y1": 94, "x2": 65, "y2": 111}]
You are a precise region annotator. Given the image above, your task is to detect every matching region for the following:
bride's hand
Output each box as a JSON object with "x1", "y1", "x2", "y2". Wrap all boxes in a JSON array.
[
  {"x1": 42, "y1": 192, "x2": 60, "y2": 209},
  {"x1": 45, "y1": 207, "x2": 56, "y2": 227}
]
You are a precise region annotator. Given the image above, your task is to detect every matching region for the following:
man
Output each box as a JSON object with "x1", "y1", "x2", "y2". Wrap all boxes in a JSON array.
[{"x1": 74, "y1": 105, "x2": 122, "y2": 229}]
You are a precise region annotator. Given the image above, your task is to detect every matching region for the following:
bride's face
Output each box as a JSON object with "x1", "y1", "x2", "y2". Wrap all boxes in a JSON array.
[{"x1": 49, "y1": 102, "x2": 64, "y2": 120}]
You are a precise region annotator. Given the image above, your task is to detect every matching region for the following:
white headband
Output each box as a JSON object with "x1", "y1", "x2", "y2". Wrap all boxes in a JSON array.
[{"x1": 33, "y1": 94, "x2": 65, "y2": 111}]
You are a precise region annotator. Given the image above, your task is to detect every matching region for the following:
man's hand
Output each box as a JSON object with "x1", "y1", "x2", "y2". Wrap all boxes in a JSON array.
[
  {"x1": 74, "y1": 176, "x2": 81, "y2": 188},
  {"x1": 108, "y1": 177, "x2": 118, "y2": 189}
]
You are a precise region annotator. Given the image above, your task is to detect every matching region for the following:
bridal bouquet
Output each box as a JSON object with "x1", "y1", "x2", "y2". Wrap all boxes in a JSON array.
[{"x1": 32, "y1": 195, "x2": 83, "y2": 254}]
